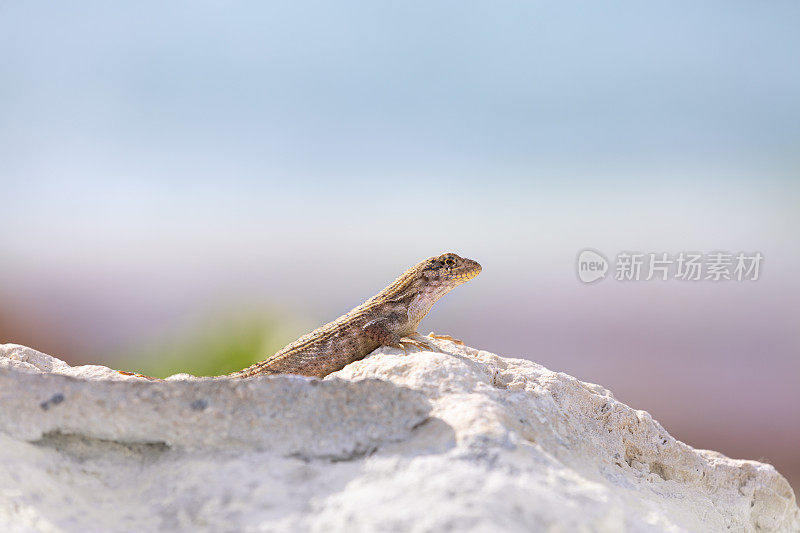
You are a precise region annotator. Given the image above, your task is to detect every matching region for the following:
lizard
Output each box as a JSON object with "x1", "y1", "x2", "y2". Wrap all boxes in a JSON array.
[
  {"x1": 118, "y1": 252, "x2": 481, "y2": 380},
  {"x1": 230, "y1": 252, "x2": 481, "y2": 378}
]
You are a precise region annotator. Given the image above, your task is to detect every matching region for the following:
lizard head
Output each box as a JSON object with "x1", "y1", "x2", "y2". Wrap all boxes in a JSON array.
[
  {"x1": 402, "y1": 252, "x2": 481, "y2": 327},
  {"x1": 421, "y1": 252, "x2": 482, "y2": 286},
  {"x1": 386, "y1": 252, "x2": 481, "y2": 326}
]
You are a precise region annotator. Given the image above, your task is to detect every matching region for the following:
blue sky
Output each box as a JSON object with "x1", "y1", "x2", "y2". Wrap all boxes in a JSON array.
[
  {"x1": 0, "y1": 1, "x2": 796, "y2": 306},
  {"x1": 3, "y1": 2, "x2": 799, "y2": 190},
  {"x1": 3, "y1": 2, "x2": 799, "y2": 269}
]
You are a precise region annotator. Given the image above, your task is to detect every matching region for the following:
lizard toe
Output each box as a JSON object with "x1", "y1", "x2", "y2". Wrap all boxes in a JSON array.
[{"x1": 427, "y1": 332, "x2": 465, "y2": 345}]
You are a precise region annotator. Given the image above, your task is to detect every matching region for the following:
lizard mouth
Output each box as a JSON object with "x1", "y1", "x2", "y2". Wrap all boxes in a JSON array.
[{"x1": 449, "y1": 260, "x2": 482, "y2": 282}]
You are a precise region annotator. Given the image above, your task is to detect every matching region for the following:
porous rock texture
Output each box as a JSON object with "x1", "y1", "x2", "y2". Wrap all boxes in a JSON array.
[{"x1": 0, "y1": 342, "x2": 797, "y2": 533}]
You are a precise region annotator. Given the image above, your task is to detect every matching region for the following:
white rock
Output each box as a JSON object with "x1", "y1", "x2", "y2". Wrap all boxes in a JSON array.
[{"x1": 0, "y1": 342, "x2": 797, "y2": 532}]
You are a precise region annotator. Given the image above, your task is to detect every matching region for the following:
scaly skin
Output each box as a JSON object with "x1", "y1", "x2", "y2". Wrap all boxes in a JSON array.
[{"x1": 231, "y1": 252, "x2": 481, "y2": 378}]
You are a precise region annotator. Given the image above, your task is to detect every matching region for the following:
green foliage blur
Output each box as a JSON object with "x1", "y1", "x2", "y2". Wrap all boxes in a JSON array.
[{"x1": 116, "y1": 311, "x2": 309, "y2": 378}]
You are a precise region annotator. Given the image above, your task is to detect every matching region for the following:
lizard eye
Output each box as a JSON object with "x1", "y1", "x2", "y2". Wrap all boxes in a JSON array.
[{"x1": 444, "y1": 258, "x2": 455, "y2": 267}]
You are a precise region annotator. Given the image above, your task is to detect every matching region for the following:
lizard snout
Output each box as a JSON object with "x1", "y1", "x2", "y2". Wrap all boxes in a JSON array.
[{"x1": 460, "y1": 258, "x2": 482, "y2": 280}]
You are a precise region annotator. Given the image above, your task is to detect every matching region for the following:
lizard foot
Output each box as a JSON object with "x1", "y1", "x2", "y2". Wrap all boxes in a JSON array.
[
  {"x1": 387, "y1": 341, "x2": 424, "y2": 354},
  {"x1": 393, "y1": 335, "x2": 441, "y2": 353},
  {"x1": 427, "y1": 332, "x2": 465, "y2": 345}
]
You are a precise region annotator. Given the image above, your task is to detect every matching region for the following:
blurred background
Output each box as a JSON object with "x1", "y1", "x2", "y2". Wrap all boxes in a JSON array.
[{"x1": 1, "y1": 2, "x2": 798, "y2": 496}]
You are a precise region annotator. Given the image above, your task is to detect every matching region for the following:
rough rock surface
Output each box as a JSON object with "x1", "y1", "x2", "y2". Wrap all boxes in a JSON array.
[{"x1": 0, "y1": 342, "x2": 797, "y2": 533}]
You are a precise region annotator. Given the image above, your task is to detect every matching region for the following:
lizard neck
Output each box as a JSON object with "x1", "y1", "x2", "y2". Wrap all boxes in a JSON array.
[{"x1": 407, "y1": 283, "x2": 455, "y2": 329}]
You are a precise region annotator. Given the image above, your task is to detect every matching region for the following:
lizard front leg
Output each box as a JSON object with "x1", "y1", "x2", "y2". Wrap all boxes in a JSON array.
[
  {"x1": 363, "y1": 314, "x2": 435, "y2": 353},
  {"x1": 363, "y1": 314, "x2": 406, "y2": 350}
]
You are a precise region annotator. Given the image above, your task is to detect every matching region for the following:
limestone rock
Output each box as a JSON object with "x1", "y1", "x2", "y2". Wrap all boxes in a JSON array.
[{"x1": 0, "y1": 342, "x2": 797, "y2": 532}]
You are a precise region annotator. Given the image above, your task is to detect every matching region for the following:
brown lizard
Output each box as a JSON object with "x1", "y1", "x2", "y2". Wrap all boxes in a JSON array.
[
  {"x1": 231, "y1": 252, "x2": 481, "y2": 378},
  {"x1": 118, "y1": 252, "x2": 481, "y2": 380}
]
